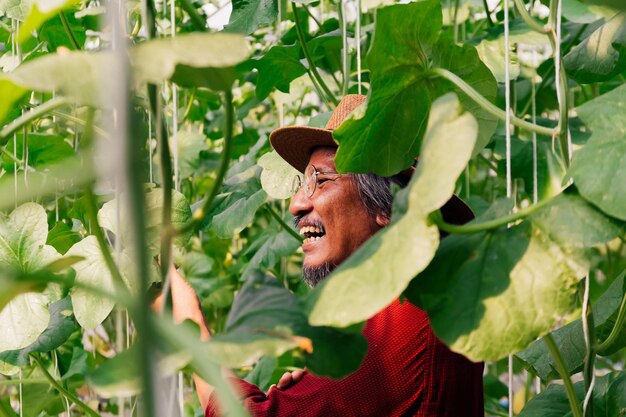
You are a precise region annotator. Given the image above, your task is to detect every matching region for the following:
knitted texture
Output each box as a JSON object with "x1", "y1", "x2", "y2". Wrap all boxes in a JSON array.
[{"x1": 206, "y1": 299, "x2": 484, "y2": 417}]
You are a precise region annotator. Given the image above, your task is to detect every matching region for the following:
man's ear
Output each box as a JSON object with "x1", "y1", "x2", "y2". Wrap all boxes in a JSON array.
[{"x1": 375, "y1": 214, "x2": 390, "y2": 227}]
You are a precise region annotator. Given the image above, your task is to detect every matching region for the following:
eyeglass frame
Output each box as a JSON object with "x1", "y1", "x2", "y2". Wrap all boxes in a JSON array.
[{"x1": 291, "y1": 165, "x2": 346, "y2": 198}]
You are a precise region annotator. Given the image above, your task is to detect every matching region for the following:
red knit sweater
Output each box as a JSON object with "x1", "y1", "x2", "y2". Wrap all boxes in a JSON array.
[{"x1": 206, "y1": 299, "x2": 484, "y2": 417}]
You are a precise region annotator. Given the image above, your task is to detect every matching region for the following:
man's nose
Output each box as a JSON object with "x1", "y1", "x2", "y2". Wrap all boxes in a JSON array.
[{"x1": 289, "y1": 187, "x2": 313, "y2": 216}]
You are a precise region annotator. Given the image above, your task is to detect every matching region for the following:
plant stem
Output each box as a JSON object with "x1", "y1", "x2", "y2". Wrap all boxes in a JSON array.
[
  {"x1": 597, "y1": 285, "x2": 626, "y2": 354},
  {"x1": 435, "y1": 195, "x2": 552, "y2": 234},
  {"x1": 544, "y1": 334, "x2": 583, "y2": 417},
  {"x1": 22, "y1": 102, "x2": 110, "y2": 139},
  {"x1": 266, "y1": 204, "x2": 303, "y2": 242},
  {"x1": 33, "y1": 355, "x2": 100, "y2": 417},
  {"x1": 431, "y1": 68, "x2": 555, "y2": 137},
  {"x1": 292, "y1": 2, "x2": 339, "y2": 106},
  {"x1": 0, "y1": 97, "x2": 71, "y2": 140},
  {"x1": 482, "y1": 0, "x2": 494, "y2": 27},
  {"x1": 548, "y1": 0, "x2": 570, "y2": 165},
  {"x1": 513, "y1": 0, "x2": 548, "y2": 34},
  {"x1": 0, "y1": 378, "x2": 48, "y2": 386},
  {"x1": 60, "y1": 11, "x2": 81, "y2": 50},
  {"x1": 179, "y1": 0, "x2": 207, "y2": 31},
  {"x1": 176, "y1": 90, "x2": 235, "y2": 236},
  {"x1": 302, "y1": 4, "x2": 322, "y2": 28}
]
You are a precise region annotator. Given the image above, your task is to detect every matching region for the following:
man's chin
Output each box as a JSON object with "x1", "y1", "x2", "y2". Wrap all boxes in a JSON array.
[{"x1": 302, "y1": 261, "x2": 336, "y2": 288}]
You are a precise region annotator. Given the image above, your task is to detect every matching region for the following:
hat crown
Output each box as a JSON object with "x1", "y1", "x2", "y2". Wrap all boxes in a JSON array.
[{"x1": 324, "y1": 94, "x2": 367, "y2": 130}]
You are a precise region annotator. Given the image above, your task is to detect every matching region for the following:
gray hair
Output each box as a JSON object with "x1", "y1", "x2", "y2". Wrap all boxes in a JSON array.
[{"x1": 352, "y1": 173, "x2": 407, "y2": 221}]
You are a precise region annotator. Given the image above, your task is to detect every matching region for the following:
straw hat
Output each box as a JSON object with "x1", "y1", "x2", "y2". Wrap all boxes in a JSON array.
[{"x1": 269, "y1": 94, "x2": 474, "y2": 225}]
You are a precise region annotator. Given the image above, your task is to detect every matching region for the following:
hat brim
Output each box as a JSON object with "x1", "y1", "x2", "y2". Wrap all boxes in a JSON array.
[{"x1": 270, "y1": 126, "x2": 337, "y2": 173}]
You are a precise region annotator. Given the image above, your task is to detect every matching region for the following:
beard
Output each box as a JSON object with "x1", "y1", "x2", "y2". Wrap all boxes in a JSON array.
[{"x1": 302, "y1": 261, "x2": 336, "y2": 288}]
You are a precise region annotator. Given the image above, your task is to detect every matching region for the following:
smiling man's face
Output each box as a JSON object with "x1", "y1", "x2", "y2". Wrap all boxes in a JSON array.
[{"x1": 289, "y1": 147, "x2": 383, "y2": 284}]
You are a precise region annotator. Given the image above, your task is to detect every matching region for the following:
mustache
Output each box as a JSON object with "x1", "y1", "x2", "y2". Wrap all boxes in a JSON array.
[{"x1": 293, "y1": 215, "x2": 324, "y2": 230}]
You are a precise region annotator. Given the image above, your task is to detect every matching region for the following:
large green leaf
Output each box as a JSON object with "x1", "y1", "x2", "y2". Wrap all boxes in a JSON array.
[
  {"x1": 305, "y1": 93, "x2": 477, "y2": 328},
  {"x1": 516, "y1": 269, "x2": 626, "y2": 381},
  {"x1": 17, "y1": 0, "x2": 80, "y2": 43},
  {"x1": 0, "y1": 78, "x2": 27, "y2": 125},
  {"x1": 0, "y1": 297, "x2": 78, "y2": 367},
  {"x1": 333, "y1": 0, "x2": 496, "y2": 176},
  {"x1": 3, "y1": 51, "x2": 109, "y2": 106},
  {"x1": 65, "y1": 236, "x2": 116, "y2": 329},
  {"x1": 130, "y1": 33, "x2": 249, "y2": 91},
  {"x1": 242, "y1": 228, "x2": 301, "y2": 278},
  {"x1": 1, "y1": 133, "x2": 76, "y2": 172},
  {"x1": 209, "y1": 272, "x2": 367, "y2": 378},
  {"x1": 569, "y1": 84, "x2": 626, "y2": 220},
  {"x1": 253, "y1": 45, "x2": 308, "y2": 100},
  {"x1": 0, "y1": 203, "x2": 60, "y2": 351},
  {"x1": 406, "y1": 193, "x2": 621, "y2": 361},
  {"x1": 563, "y1": 0, "x2": 619, "y2": 23},
  {"x1": 225, "y1": 0, "x2": 277, "y2": 35},
  {"x1": 564, "y1": 12, "x2": 626, "y2": 83}
]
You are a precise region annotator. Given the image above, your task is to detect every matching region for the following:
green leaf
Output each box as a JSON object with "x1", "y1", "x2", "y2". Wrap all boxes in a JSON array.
[
  {"x1": 175, "y1": 129, "x2": 206, "y2": 179},
  {"x1": 517, "y1": 372, "x2": 624, "y2": 417},
  {"x1": 3, "y1": 51, "x2": 109, "y2": 106},
  {"x1": 333, "y1": 1, "x2": 496, "y2": 175},
  {"x1": 130, "y1": 33, "x2": 249, "y2": 91},
  {"x1": 98, "y1": 187, "x2": 192, "y2": 255},
  {"x1": 563, "y1": 0, "x2": 620, "y2": 23},
  {"x1": 242, "y1": 229, "x2": 301, "y2": 278},
  {"x1": 0, "y1": 78, "x2": 27, "y2": 125},
  {"x1": 564, "y1": 12, "x2": 626, "y2": 83},
  {"x1": 65, "y1": 236, "x2": 116, "y2": 329},
  {"x1": 406, "y1": 192, "x2": 620, "y2": 361},
  {"x1": 17, "y1": 0, "x2": 80, "y2": 43},
  {"x1": 258, "y1": 150, "x2": 301, "y2": 199},
  {"x1": 1, "y1": 133, "x2": 76, "y2": 172},
  {"x1": 243, "y1": 355, "x2": 277, "y2": 391},
  {"x1": 606, "y1": 372, "x2": 626, "y2": 417},
  {"x1": 38, "y1": 12, "x2": 86, "y2": 51},
  {"x1": 569, "y1": 84, "x2": 626, "y2": 220},
  {"x1": 208, "y1": 167, "x2": 268, "y2": 238},
  {"x1": 253, "y1": 45, "x2": 308, "y2": 100},
  {"x1": 225, "y1": 0, "x2": 277, "y2": 35},
  {"x1": 305, "y1": 93, "x2": 478, "y2": 328},
  {"x1": 46, "y1": 221, "x2": 81, "y2": 255},
  {"x1": 0, "y1": 203, "x2": 60, "y2": 351},
  {"x1": 516, "y1": 270, "x2": 626, "y2": 381},
  {"x1": 0, "y1": 297, "x2": 78, "y2": 367},
  {"x1": 209, "y1": 272, "x2": 367, "y2": 378}
]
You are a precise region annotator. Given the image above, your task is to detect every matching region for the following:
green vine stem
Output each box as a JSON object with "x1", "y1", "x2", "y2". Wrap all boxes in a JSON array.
[
  {"x1": 548, "y1": 0, "x2": 570, "y2": 165},
  {"x1": 176, "y1": 89, "x2": 235, "y2": 236},
  {"x1": 544, "y1": 334, "x2": 583, "y2": 417},
  {"x1": 513, "y1": 0, "x2": 549, "y2": 34},
  {"x1": 265, "y1": 204, "x2": 303, "y2": 242},
  {"x1": 0, "y1": 378, "x2": 48, "y2": 386},
  {"x1": 482, "y1": 0, "x2": 494, "y2": 27},
  {"x1": 60, "y1": 11, "x2": 81, "y2": 50},
  {"x1": 22, "y1": 102, "x2": 110, "y2": 139},
  {"x1": 581, "y1": 285, "x2": 596, "y2": 417},
  {"x1": 33, "y1": 355, "x2": 101, "y2": 417},
  {"x1": 597, "y1": 287, "x2": 626, "y2": 354},
  {"x1": 292, "y1": 2, "x2": 339, "y2": 106},
  {"x1": 434, "y1": 195, "x2": 552, "y2": 234},
  {"x1": 0, "y1": 97, "x2": 71, "y2": 140},
  {"x1": 430, "y1": 68, "x2": 555, "y2": 137},
  {"x1": 179, "y1": 0, "x2": 207, "y2": 31}
]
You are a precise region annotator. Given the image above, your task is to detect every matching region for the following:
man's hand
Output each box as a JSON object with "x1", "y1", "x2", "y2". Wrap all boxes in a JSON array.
[{"x1": 275, "y1": 369, "x2": 306, "y2": 390}]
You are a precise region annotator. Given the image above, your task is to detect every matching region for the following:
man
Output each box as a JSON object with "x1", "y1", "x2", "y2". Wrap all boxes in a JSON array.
[{"x1": 168, "y1": 95, "x2": 484, "y2": 416}]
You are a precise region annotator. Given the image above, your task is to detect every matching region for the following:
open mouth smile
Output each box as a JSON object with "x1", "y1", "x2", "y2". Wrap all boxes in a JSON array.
[{"x1": 299, "y1": 225, "x2": 326, "y2": 244}]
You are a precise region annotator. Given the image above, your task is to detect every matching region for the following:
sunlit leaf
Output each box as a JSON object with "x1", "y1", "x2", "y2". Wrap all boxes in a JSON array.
[
  {"x1": 406, "y1": 193, "x2": 621, "y2": 361},
  {"x1": 130, "y1": 33, "x2": 249, "y2": 91},
  {"x1": 305, "y1": 93, "x2": 477, "y2": 328},
  {"x1": 0, "y1": 203, "x2": 60, "y2": 351},
  {"x1": 570, "y1": 83, "x2": 626, "y2": 220},
  {"x1": 258, "y1": 150, "x2": 301, "y2": 199},
  {"x1": 333, "y1": 1, "x2": 496, "y2": 175},
  {"x1": 563, "y1": 0, "x2": 620, "y2": 23},
  {"x1": 0, "y1": 0, "x2": 32, "y2": 20},
  {"x1": 1, "y1": 133, "x2": 76, "y2": 172},
  {"x1": 564, "y1": 12, "x2": 626, "y2": 83}
]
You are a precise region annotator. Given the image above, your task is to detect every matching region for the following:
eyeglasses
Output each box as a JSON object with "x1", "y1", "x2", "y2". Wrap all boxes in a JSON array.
[{"x1": 291, "y1": 165, "x2": 344, "y2": 198}]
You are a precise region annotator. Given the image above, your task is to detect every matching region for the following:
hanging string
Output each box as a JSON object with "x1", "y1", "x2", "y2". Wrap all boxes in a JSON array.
[
  {"x1": 170, "y1": 0, "x2": 179, "y2": 191},
  {"x1": 339, "y1": 0, "x2": 349, "y2": 95},
  {"x1": 355, "y1": 0, "x2": 362, "y2": 95},
  {"x1": 149, "y1": 111, "x2": 154, "y2": 183},
  {"x1": 581, "y1": 272, "x2": 595, "y2": 416}
]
